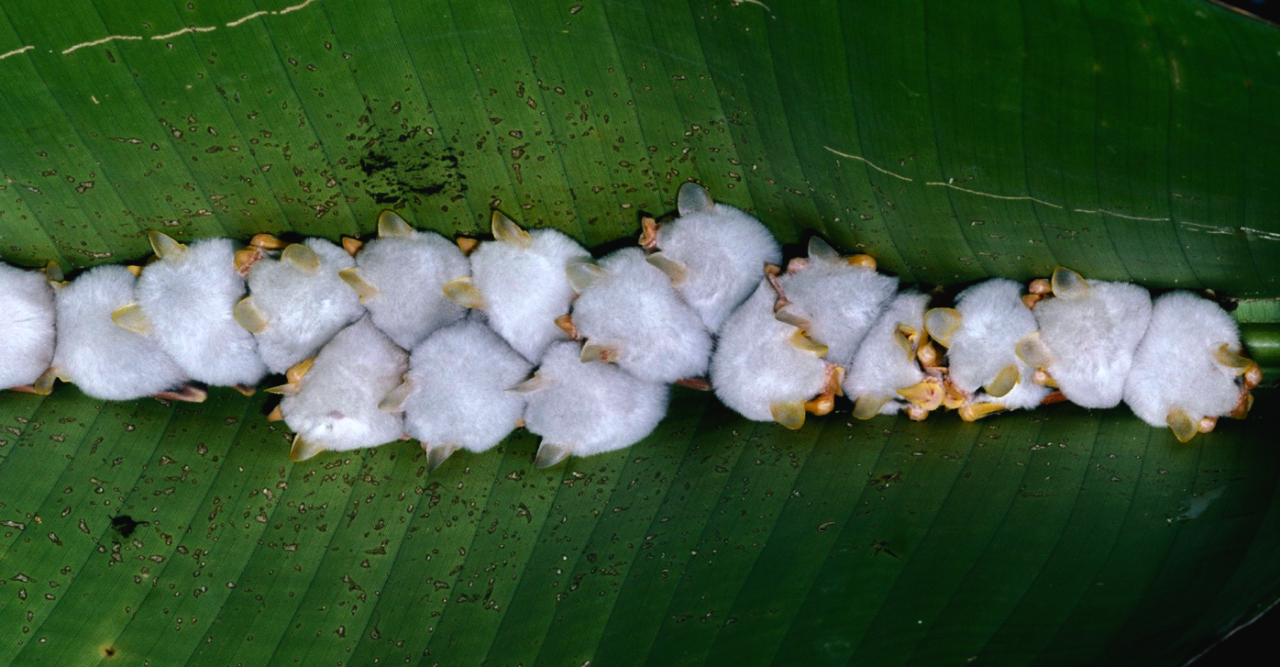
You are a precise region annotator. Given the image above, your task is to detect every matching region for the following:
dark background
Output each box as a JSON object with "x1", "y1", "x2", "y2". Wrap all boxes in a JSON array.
[
  {"x1": 1223, "y1": 0, "x2": 1280, "y2": 22},
  {"x1": 1194, "y1": 2, "x2": 1277, "y2": 666},
  {"x1": 1191, "y1": 5, "x2": 1275, "y2": 666}
]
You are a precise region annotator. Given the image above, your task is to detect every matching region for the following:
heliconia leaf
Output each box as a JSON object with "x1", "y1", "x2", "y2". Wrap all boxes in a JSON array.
[{"x1": 1, "y1": 0, "x2": 1278, "y2": 665}]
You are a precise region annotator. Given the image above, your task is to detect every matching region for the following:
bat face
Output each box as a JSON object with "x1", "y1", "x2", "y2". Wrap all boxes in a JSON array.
[
  {"x1": 932, "y1": 278, "x2": 1050, "y2": 419},
  {"x1": 52, "y1": 265, "x2": 190, "y2": 401},
  {"x1": 568, "y1": 247, "x2": 712, "y2": 384},
  {"x1": 644, "y1": 182, "x2": 782, "y2": 334},
  {"x1": 343, "y1": 219, "x2": 469, "y2": 351},
  {"x1": 710, "y1": 278, "x2": 835, "y2": 429},
  {"x1": 520, "y1": 341, "x2": 669, "y2": 467},
  {"x1": 391, "y1": 317, "x2": 532, "y2": 470},
  {"x1": 774, "y1": 237, "x2": 898, "y2": 368},
  {"x1": 133, "y1": 234, "x2": 267, "y2": 388},
  {"x1": 1029, "y1": 268, "x2": 1153, "y2": 409},
  {"x1": 843, "y1": 291, "x2": 934, "y2": 420},
  {"x1": 1124, "y1": 291, "x2": 1254, "y2": 442},
  {"x1": 461, "y1": 212, "x2": 591, "y2": 364},
  {"x1": 242, "y1": 238, "x2": 365, "y2": 374},
  {"x1": 279, "y1": 317, "x2": 408, "y2": 461}
]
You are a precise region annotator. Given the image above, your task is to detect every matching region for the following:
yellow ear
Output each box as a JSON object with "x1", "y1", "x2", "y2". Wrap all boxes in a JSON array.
[
  {"x1": 924, "y1": 308, "x2": 961, "y2": 348},
  {"x1": 148, "y1": 230, "x2": 187, "y2": 260}
]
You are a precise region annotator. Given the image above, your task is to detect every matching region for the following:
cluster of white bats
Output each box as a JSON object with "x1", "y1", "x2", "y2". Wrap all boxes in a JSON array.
[{"x1": 0, "y1": 183, "x2": 1262, "y2": 469}]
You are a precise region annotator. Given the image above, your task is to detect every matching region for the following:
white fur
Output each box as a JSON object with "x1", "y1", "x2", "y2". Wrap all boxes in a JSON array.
[
  {"x1": 1034, "y1": 280, "x2": 1152, "y2": 409},
  {"x1": 356, "y1": 230, "x2": 469, "y2": 350},
  {"x1": 571, "y1": 248, "x2": 712, "y2": 383},
  {"x1": 248, "y1": 238, "x2": 364, "y2": 373},
  {"x1": 710, "y1": 279, "x2": 828, "y2": 421},
  {"x1": 947, "y1": 279, "x2": 1048, "y2": 410},
  {"x1": 776, "y1": 256, "x2": 897, "y2": 368},
  {"x1": 401, "y1": 318, "x2": 532, "y2": 453},
  {"x1": 1124, "y1": 292, "x2": 1243, "y2": 427},
  {"x1": 281, "y1": 317, "x2": 407, "y2": 451},
  {"x1": 843, "y1": 291, "x2": 930, "y2": 411},
  {"x1": 52, "y1": 266, "x2": 189, "y2": 400},
  {"x1": 523, "y1": 341, "x2": 669, "y2": 457},
  {"x1": 654, "y1": 192, "x2": 781, "y2": 333},
  {"x1": 470, "y1": 229, "x2": 590, "y2": 363},
  {"x1": 0, "y1": 262, "x2": 56, "y2": 389},
  {"x1": 137, "y1": 238, "x2": 267, "y2": 386}
]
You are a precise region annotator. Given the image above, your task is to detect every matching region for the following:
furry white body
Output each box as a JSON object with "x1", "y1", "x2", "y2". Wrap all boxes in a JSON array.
[
  {"x1": 52, "y1": 266, "x2": 189, "y2": 400},
  {"x1": 948, "y1": 279, "x2": 1048, "y2": 410},
  {"x1": 1124, "y1": 292, "x2": 1243, "y2": 428},
  {"x1": 0, "y1": 262, "x2": 56, "y2": 389},
  {"x1": 523, "y1": 341, "x2": 669, "y2": 458},
  {"x1": 470, "y1": 229, "x2": 590, "y2": 363},
  {"x1": 247, "y1": 239, "x2": 364, "y2": 373},
  {"x1": 710, "y1": 279, "x2": 828, "y2": 421},
  {"x1": 650, "y1": 185, "x2": 781, "y2": 333},
  {"x1": 571, "y1": 248, "x2": 712, "y2": 383},
  {"x1": 843, "y1": 291, "x2": 930, "y2": 414},
  {"x1": 401, "y1": 318, "x2": 532, "y2": 454},
  {"x1": 1033, "y1": 280, "x2": 1151, "y2": 409},
  {"x1": 281, "y1": 317, "x2": 407, "y2": 451},
  {"x1": 137, "y1": 238, "x2": 267, "y2": 386},
  {"x1": 355, "y1": 230, "x2": 468, "y2": 350},
  {"x1": 776, "y1": 252, "x2": 897, "y2": 368}
]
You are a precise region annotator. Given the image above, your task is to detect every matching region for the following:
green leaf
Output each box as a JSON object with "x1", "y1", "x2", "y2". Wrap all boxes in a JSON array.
[{"x1": 2, "y1": 0, "x2": 1278, "y2": 665}]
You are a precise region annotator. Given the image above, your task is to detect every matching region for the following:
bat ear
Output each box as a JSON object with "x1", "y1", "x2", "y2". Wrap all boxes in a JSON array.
[
  {"x1": 112, "y1": 303, "x2": 153, "y2": 334},
  {"x1": 645, "y1": 253, "x2": 688, "y2": 286},
  {"x1": 148, "y1": 230, "x2": 188, "y2": 260},
  {"x1": 770, "y1": 401, "x2": 806, "y2": 430},
  {"x1": 1166, "y1": 409, "x2": 1199, "y2": 443},
  {"x1": 234, "y1": 297, "x2": 269, "y2": 334},
  {"x1": 807, "y1": 236, "x2": 841, "y2": 265},
  {"x1": 535, "y1": 441, "x2": 571, "y2": 468},
  {"x1": 852, "y1": 395, "x2": 889, "y2": 420},
  {"x1": 377, "y1": 210, "x2": 415, "y2": 238},
  {"x1": 677, "y1": 182, "x2": 714, "y2": 215},
  {"x1": 378, "y1": 378, "x2": 416, "y2": 413},
  {"x1": 774, "y1": 305, "x2": 811, "y2": 332},
  {"x1": 425, "y1": 443, "x2": 460, "y2": 472},
  {"x1": 1214, "y1": 343, "x2": 1253, "y2": 373},
  {"x1": 1051, "y1": 267, "x2": 1089, "y2": 299},
  {"x1": 286, "y1": 358, "x2": 316, "y2": 385},
  {"x1": 281, "y1": 244, "x2": 321, "y2": 273},
  {"x1": 565, "y1": 260, "x2": 606, "y2": 293},
  {"x1": 1016, "y1": 332, "x2": 1053, "y2": 369},
  {"x1": 924, "y1": 308, "x2": 961, "y2": 348},
  {"x1": 442, "y1": 276, "x2": 485, "y2": 309},
  {"x1": 339, "y1": 268, "x2": 379, "y2": 303},
  {"x1": 893, "y1": 324, "x2": 917, "y2": 360},
  {"x1": 491, "y1": 210, "x2": 533, "y2": 247},
  {"x1": 984, "y1": 365, "x2": 1019, "y2": 398},
  {"x1": 509, "y1": 373, "x2": 550, "y2": 394},
  {"x1": 788, "y1": 331, "x2": 828, "y2": 357},
  {"x1": 290, "y1": 434, "x2": 326, "y2": 462},
  {"x1": 580, "y1": 341, "x2": 619, "y2": 364}
]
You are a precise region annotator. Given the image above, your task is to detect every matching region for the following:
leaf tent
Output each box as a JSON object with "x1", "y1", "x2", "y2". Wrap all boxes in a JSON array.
[{"x1": 1, "y1": 0, "x2": 1278, "y2": 665}]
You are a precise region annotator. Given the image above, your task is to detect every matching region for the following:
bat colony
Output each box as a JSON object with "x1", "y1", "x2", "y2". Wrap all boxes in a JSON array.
[{"x1": 0, "y1": 183, "x2": 1262, "y2": 469}]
